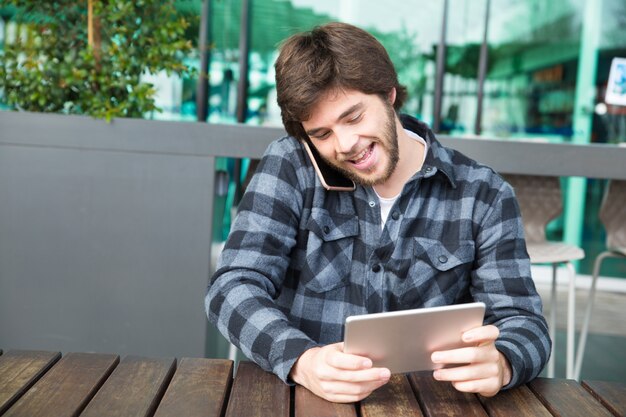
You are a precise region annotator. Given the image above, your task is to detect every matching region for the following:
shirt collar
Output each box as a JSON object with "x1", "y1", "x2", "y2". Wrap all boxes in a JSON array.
[{"x1": 399, "y1": 114, "x2": 457, "y2": 188}]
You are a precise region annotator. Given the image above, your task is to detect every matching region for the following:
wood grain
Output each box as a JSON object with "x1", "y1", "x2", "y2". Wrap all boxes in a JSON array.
[
  {"x1": 0, "y1": 350, "x2": 61, "y2": 414},
  {"x1": 529, "y1": 378, "x2": 614, "y2": 417},
  {"x1": 224, "y1": 361, "x2": 290, "y2": 417},
  {"x1": 409, "y1": 372, "x2": 488, "y2": 417},
  {"x1": 479, "y1": 384, "x2": 552, "y2": 417},
  {"x1": 153, "y1": 358, "x2": 233, "y2": 417},
  {"x1": 582, "y1": 380, "x2": 626, "y2": 417},
  {"x1": 3, "y1": 352, "x2": 118, "y2": 417},
  {"x1": 294, "y1": 385, "x2": 357, "y2": 417},
  {"x1": 361, "y1": 374, "x2": 424, "y2": 417},
  {"x1": 79, "y1": 355, "x2": 175, "y2": 417},
  {"x1": 2, "y1": 353, "x2": 621, "y2": 417}
]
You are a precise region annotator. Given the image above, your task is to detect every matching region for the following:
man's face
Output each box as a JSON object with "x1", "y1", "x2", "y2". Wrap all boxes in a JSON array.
[{"x1": 301, "y1": 89, "x2": 399, "y2": 187}]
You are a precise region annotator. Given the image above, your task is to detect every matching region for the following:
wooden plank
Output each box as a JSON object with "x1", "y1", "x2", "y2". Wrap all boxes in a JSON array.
[
  {"x1": 0, "y1": 350, "x2": 61, "y2": 414},
  {"x1": 529, "y1": 378, "x2": 614, "y2": 417},
  {"x1": 224, "y1": 361, "x2": 289, "y2": 417},
  {"x1": 408, "y1": 372, "x2": 488, "y2": 417},
  {"x1": 3, "y1": 352, "x2": 119, "y2": 417},
  {"x1": 153, "y1": 358, "x2": 233, "y2": 417},
  {"x1": 294, "y1": 385, "x2": 356, "y2": 417},
  {"x1": 479, "y1": 384, "x2": 552, "y2": 417},
  {"x1": 582, "y1": 380, "x2": 626, "y2": 417},
  {"x1": 80, "y1": 356, "x2": 175, "y2": 417},
  {"x1": 360, "y1": 374, "x2": 424, "y2": 417}
]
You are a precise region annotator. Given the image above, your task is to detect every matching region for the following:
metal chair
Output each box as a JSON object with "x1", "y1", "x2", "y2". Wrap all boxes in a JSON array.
[
  {"x1": 574, "y1": 180, "x2": 626, "y2": 380},
  {"x1": 505, "y1": 174, "x2": 585, "y2": 379}
]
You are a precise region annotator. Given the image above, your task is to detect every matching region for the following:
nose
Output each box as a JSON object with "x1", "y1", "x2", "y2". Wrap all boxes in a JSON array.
[{"x1": 334, "y1": 127, "x2": 359, "y2": 155}]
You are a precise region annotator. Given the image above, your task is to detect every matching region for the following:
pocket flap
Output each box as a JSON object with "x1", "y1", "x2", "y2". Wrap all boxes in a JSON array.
[
  {"x1": 413, "y1": 238, "x2": 475, "y2": 271},
  {"x1": 307, "y1": 210, "x2": 359, "y2": 242}
]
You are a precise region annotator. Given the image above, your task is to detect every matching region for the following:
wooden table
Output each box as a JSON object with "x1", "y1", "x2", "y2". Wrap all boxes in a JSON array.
[{"x1": 0, "y1": 350, "x2": 624, "y2": 417}]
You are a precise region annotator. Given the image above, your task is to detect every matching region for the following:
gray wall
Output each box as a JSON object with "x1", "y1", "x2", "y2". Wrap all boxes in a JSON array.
[
  {"x1": 0, "y1": 115, "x2": 219, "y2": 358},
  {"x1": 1, "y1": 111, "x2": 625, "y2": 359}
]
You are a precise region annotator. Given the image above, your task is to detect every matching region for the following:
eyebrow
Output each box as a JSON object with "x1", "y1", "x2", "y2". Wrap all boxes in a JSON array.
[{"x1": 305, "y1": 102, "x2": 364, "y2": 137}]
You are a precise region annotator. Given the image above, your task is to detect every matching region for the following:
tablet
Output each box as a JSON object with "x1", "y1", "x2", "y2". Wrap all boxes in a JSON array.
[{"x1": 343, "y1": 302, "x2": 486, "y2": 374}]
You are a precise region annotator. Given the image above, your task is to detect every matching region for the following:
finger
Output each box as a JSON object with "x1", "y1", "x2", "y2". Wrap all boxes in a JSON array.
[
  {"x1": 323, "y1": 393, "x2": 367, "y2": 404},
  {"x1": 321, "y1": 391, "x2": 375, "y2": 404},
  {"x1": 451, "y1": 378, "x2": 501, "y2": 397},
  {"x1": 462, "y1": 325, "x2": 499, "y2": 344},
  {"x1": 319, "y1": 366, "x2": 391, "y2": 383},
  {"x1": 327, "y1": 349, "x2": 374, "y2": 371},
  {"x1": 433, "y1": 362, "x2": 499, "y2": 382},
  {"x1": 316, "y1": 378, "x2": 390, "y2": 402},
  {"x1": 325, "y1": 342, "x2": 375, "y2": 371},
  {"x1": 431, "y1": 345, "x2": 499, "y2": 365},
  {"x1": 320, "y1": 378, "x2": 389, "y2": 397}
]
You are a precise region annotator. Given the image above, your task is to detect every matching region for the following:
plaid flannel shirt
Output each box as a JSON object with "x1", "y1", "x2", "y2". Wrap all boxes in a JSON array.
[{"x1": 206, "y1": 115, "x2": 551, "y2": 388}]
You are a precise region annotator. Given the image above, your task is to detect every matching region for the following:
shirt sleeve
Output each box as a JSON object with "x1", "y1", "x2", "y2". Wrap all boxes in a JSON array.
[
  {"x1": 205, "y1": 139, "x2": 319, "y2": 383},
  {"x1": 470, "y1": 179, "x2": 551, "y2": 389}
]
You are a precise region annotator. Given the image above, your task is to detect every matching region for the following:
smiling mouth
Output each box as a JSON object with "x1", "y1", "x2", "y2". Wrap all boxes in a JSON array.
[{"x1": 349, "y1": 143, "x2": 374, "y2": 165}]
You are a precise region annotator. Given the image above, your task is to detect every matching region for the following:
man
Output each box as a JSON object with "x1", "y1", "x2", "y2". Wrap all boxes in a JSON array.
[{"x1": 206, "y1": 22, "x2": 550, "y2": 403}]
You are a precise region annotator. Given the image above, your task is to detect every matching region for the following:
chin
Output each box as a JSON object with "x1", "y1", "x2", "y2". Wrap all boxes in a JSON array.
[{"x1": 352, "y1": 173, "x2": 388, "y2": 187}]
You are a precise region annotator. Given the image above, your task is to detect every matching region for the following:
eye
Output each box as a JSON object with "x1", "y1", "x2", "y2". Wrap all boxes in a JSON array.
[
  {"x1": 347, "y1": 113, "x2": 363, "y2": 124},
  {"x1": 310, "y1": 130, "x2": 331, "y2": 140}
]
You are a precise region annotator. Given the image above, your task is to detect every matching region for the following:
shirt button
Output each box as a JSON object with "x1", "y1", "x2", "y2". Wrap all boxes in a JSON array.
[
  {"x1": 372, "y1": 264, "x2": 382, "y2": 273},
  {"x1": 424, "y1": 167, "x2": 432, "y2": 173},
  {"x1": 391, "y1": 211, "x2": 400, "y2": 221},
  {"x1": 438, "y1": 255, "x2": 448, "y2": 263},
  {"x1": 323, "y1": 226, "x2": 330, "y2": 234},
  {"x1": 369, "y1": 201, "x2": 376, "y2": 208}
]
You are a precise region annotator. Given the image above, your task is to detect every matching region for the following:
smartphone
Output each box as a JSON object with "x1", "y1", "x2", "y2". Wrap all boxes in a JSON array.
[{"x1": 302, "y1": 141, "x2": 356, "y2": 191}]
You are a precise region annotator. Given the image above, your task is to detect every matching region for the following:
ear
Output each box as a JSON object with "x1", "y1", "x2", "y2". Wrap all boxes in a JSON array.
[{"x1": 388, "y1": 88, "x2": 397, "y2": 105}]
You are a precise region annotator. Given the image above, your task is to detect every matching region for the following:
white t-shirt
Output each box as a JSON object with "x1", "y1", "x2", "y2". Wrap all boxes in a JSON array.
[{"x1": 374, "y1": 129, "x2": 428, "y2": 229}]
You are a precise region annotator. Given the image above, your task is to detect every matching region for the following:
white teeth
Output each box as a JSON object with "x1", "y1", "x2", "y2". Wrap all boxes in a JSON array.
[{"x1": 352, "y1": 145, "x2": 371, "y2": 164}]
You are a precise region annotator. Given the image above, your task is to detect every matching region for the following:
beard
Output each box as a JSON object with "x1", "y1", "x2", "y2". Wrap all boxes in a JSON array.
[{"x1": 323, "y1": 102, "x2": 399, "y2": 187}]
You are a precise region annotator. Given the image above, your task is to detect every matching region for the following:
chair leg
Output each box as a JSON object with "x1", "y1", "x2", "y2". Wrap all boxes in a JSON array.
[
  {"x1": 573, "y1": 251, "x2": 618, "y2": 380},
  {"x1": 228, "y1": 342, "x2": 238, "y2": 362},
  {"x1": 564, "y1": 261, "x2": 576, "y2": 379},
  {"x1": 547, "y1": 263, "x2": 557, "y2": 378}
]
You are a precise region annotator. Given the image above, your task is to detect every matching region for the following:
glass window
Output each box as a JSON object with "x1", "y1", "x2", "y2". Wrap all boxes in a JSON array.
[
  {"x1": 440, "y1": 0, "x2": 487, "y2": 135},
  {"x1": 190, "y1": 0, "x2": 444, "y2": 127},
  {"x1": 470, "y1": 0, "x2": 584, "y2": 141}
]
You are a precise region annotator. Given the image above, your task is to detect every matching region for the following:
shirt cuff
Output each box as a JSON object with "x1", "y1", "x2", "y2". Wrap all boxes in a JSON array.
[
  {"x1": 272, "y1": 337, "x2": 321, "y2": 384},
  {"x1": 495, "y1": 340, "x2": 525, "y2": 390}
]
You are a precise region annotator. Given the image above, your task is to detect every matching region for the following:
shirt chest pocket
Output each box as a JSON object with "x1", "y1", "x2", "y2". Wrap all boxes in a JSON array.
[
  {"x1": 302, "y1": 211, "x2": 359, "y2": 293},
  {"x1": 399, "y1": 238, "x2": 475, "y2": 307}
]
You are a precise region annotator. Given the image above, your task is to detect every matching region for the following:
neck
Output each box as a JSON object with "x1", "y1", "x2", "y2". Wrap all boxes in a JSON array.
[{"x1": 374, "y1": 119, "x2": 425, "y2": 198}]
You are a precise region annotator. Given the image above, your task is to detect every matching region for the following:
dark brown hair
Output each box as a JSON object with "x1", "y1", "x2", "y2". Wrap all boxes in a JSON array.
[{"x1": 275, "y1": 22, "x2": 407, "y2": 140}]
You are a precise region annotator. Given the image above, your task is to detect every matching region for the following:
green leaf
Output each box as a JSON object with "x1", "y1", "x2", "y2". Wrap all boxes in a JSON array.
[{"x1": 0, "y1": 0, "x2": 193, "y2": 119}]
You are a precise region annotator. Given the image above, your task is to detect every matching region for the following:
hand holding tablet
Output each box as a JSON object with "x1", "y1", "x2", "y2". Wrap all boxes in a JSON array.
[{"x1": 343, "y1": 302, "x2": 486, "y2": 374}]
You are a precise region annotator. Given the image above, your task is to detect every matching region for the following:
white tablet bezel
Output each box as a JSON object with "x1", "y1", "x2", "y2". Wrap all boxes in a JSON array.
[{"x1": 343, "y1": 302, "x2": 486, "y2": 374}]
